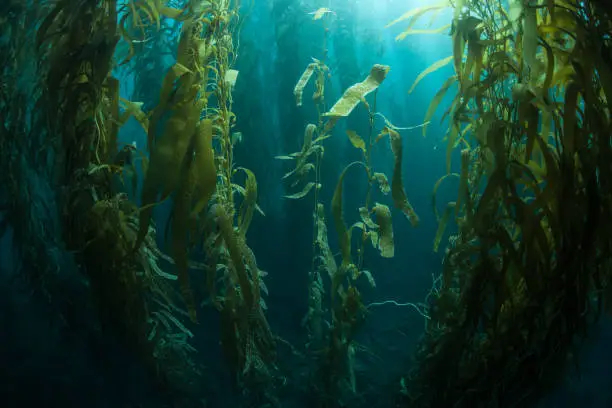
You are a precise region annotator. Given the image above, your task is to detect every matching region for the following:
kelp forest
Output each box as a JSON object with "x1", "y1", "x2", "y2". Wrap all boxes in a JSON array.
[{"x1": 1, "y1": 0, "x2": 612, "y2": 407}]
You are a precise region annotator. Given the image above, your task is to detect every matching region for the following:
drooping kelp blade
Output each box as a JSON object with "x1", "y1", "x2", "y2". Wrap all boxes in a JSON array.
[
  {"x1": 237, "y1": 167, "x2": 258, "y2": 236},
  {"x1": 432, "y1": 172, "x2": 459, "y2": 221},
  {"x1": 373, "y1": 203, "x2": 394, "y2": 258},
  {"x1": 324, "y1": 64, "x2": 390, "y2": 118},
  {"x1": 190, "y1": 119, "x2": 217, "y2": 219},
  {"x1": 386, "y1": 128, "x2": 420, "y2": 226},
  {"x1": 385, "y1": 2, "x2": 450, "y2": 30},
  {"x1": 134, "y1": 72, "x2": 200, "y2": 252},
  {"x1": 294, "y1": 62, "x2": 317, "y2": 107},
  {"x1": 332, "y1": 162, "x2": 364, "y2": 265},
  {"x1": 395, "y1": 24, "x2": 451, "y2": 42},
  {"x1": 408, "y1": 56, "x2": 453, "y2": 94},
  {"x1": 284, "y1": 182, "x2": 319, "y2": 199},
  {"x1": 423, "y1": 75, "x2": 457, "y2": 138},
  {"x1": 346, "y1": 130, "x2": 366, "y2": 152}
]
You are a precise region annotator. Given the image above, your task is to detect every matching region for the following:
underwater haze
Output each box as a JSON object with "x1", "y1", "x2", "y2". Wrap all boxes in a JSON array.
[{"x1": 1, "y1": 0, "x2": 612, "y2": 407}]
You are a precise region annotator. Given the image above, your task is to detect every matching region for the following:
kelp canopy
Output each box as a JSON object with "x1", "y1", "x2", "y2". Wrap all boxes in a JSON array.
[{"x1": 0, "y1": 0, "x2": 611, "y2": 407}]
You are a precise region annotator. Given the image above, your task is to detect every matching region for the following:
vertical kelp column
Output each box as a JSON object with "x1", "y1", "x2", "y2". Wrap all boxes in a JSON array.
[
  {"x1": 279, "y1": 9, "x2": 424, "y2": 406},
  {"x1": 121, "y1": 0, "x2": 279, "y2": 401},
  {"x1": 389, "y1": 1, "x2": 612, "y2": 406},
  {"x1": 34, "y1": 0, "x2": 205, "y2": 391},
  {"x1": 34, "y1": 0, "x2": 278, "y2": 400}
]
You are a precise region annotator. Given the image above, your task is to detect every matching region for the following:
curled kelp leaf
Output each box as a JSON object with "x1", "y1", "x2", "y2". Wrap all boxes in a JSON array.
[
  {"x1": 373, "y1": 203, "x2": 394, "y2": 258},
  {"x1": 433, "y1": 202, "x2": 456, "y2": 252},
  {"x1": 346, "y1": 130, "x2": 366, "y2": 152},
  {"x1": 295, "y1": 62, "x2": 317, "y2": 107},
  {"x1": 237, "y1": 167, "x2": 257, "y2": 236},
  {"x1": 361, "y1": 270, "x2": 376, "y2": 288},
  {"x1": 423, "y1": 75, "x2": 457, "y2": 138},
  {"x1": 386, "y1": 127, "x2": 419, "y2": 226},
  {"x1": 373, "y1": 172, "x2": 391, "y2": 195},
  {"x1": 232, "y1": 184, "x2": 265, "y2": 216},
  {"x1": 359, "y1": 207, "x2": 378, "y2": 229},
  {"x1": 284, "y1": 182, "x2": 320, "y2": 199},
  {"x1": 408, "y1": 56, "x2": 453, "y2": 94},
  {"x1": 282, "y1": 124, "x2": 317, "y2": 180},
  {"x1": 432, "y1": 172, "x2": 460, "y2": 221},
  {"x1": 324, "y1": 64, "x2": 390, "y2": 118}
]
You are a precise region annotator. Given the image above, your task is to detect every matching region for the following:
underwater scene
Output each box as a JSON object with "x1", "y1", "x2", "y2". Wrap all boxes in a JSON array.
[{"x1": 1, "y1": 0, "x2": 612, "y2": 407}]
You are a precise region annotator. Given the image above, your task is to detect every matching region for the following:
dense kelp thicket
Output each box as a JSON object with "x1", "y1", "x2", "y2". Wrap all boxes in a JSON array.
[
  {"x1": 390, "y1": 1, "x2": 612, "y2": 406},
  {"x1": 2, "y1": 0, "x2": 279, "y2": 406},
  {"x1": 4, "y1": 0, "x2": 612, "y2": 407}
]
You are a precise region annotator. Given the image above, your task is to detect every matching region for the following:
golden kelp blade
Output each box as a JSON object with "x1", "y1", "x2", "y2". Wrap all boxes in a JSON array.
[
  {"x1": 284, "y1": 182, "x2": 320, "y2": 199},
  {"x1": 385, "y1": 2, "x2": 449, "y2": 30},
  {"x1": 408, "y1": 56, "x2": 453, "y2": 94},
  {"x1": 324, "y1": 64, "x2": 390, "y2": 118},
  {"x1": 133, "y1": 97, "x2": 199, "y2": 252},
  {"x1": 237, "y1": 167, "x2": 257, "y2": 236},
  {"x1": 294, "y1": 63, "x2": 317, "y2": 107},
  {"x1": 432, "y1": 173, "x2": 459, "y2": 221},
  {"x1": 387, "y1": 128, "x2": 419, "y2": 226},
  {"x1": 395, "y1": 24, "x2": 451, "y2": 42},
  {"x1": 423, "y1": 75, "x2": 457, "y2": 138},
  {"x1": 346, "y1": 130, "x2": 366, "y2": 152},
  {"x1": 332, "y1": 163, "x2": 363, "y2": 265},
  {"x1": 190, "y1": 119, "x2": 217, "y2": 218},
  {"x1": 281, "y1": 124, "x2": 318, "y2": 180},
  {"x1": 373, "y1": 203, "x2": 394, "y2": 258},
  {"x1": 214, "y1": 205, "x2": 254, "y2": 310},
  {"x1": 309, "y1": 8, "x2": 335, "y2": 20}
]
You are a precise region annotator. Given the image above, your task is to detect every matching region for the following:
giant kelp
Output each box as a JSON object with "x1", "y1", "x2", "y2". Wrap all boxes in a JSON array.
[
  {"x1": 6, "y1": 0, "x2": 612, "y2": 406},
  {"x1": 278, "y1": 10, "x2": 424, "y2": 406},
  {"x1": 389, "y1": 1, "x2": 612, "y2": 406},
  {"x1": 1, "y1": 0, "x2": 278, "y2": 403},
  {"x1": 32, "y1": 0, "x2": 205, "y2": 391},
  {"x1": 122, "y1": 0, "x2": 278, "y2": 400}
]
